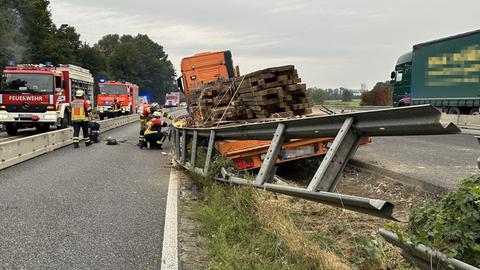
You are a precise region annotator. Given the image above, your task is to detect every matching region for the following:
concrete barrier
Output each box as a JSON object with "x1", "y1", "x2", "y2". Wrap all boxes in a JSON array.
[
  {"x1": 440, "y1": 114, "x2": 480, "y2": 129},
  {"x1": 0, "y1": 114, "x2": 138, "y2": 170}
]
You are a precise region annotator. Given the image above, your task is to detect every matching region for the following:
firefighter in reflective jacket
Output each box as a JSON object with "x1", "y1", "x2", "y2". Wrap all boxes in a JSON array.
[
  {"x1": 112, "y1": 98, "x2": 121, "y2": 117},
  {"x1": 138, "y1": 102, "x2": 174, "y2": 147},
  {"x1": 71, "y1": 90, "x2": 92, "y2": 148},
  {"x1": 143, "y1": 111, "x2": 168, "y2": 149}
]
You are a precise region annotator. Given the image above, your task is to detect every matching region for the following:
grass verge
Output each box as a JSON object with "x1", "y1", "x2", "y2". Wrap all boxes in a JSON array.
[
  {"x1": 323, "y1": 99, "x2": 361, "y2": 106},
  {"x1": 178, "y1": 158, "x2": 432, "y2": 269}
]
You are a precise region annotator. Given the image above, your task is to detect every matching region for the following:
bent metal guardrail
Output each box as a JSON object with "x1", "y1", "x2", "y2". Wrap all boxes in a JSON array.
[
  {"x1": 379, "y1": 229, "x2": 479, "y2": 270},
  {"x1": 320, "y1": 105, "x2": 480, "y2": 129},
  {"x1": 172, "y1": 105, "x2": 460, "y2": 220},
  {"x1": 0, "y1": 114, "x2": 138, "y2": 170}
]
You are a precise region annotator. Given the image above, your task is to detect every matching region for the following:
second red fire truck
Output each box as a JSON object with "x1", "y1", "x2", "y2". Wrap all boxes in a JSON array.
[
  {"x1": 0, "y1": 63, "x2": 94, "y2": 135},
  {"x1": 97, "y1": 81, "x2": 139, "y2": 120}
]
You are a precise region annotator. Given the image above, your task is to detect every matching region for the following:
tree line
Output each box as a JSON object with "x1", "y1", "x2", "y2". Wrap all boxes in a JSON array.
[
  {"x1": 307, "y1": 87, "x2": 358, "y2": 104},
  {"x1": 0, "y1": 0, "x2": 176, "y2": 102},
  {"x1": 307, "y1": 82, "x2": 393, "y2": 106}
]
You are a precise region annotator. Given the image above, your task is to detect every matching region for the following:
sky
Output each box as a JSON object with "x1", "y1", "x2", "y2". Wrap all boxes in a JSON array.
[{"x1": 50, "y1": 0, "x2": 479, "y2": 90}]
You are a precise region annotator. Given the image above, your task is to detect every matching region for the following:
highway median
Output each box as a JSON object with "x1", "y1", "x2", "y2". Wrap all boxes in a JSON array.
[{"x1": 0, "y1": 114, "x2": 138, "y2": 170}]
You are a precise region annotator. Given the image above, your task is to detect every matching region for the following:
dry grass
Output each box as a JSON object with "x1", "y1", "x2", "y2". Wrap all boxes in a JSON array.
[{"x1": 255, "y1": 191, "x2": 351, "y2": 270}]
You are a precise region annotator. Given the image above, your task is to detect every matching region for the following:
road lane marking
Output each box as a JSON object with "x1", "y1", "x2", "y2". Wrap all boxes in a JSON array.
[{"x1": 161, "y1": 166, "x2": 179, "y2": 270}]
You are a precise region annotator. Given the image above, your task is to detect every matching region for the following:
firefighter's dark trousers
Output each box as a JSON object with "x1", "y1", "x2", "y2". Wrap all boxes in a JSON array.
[
  {"x1": 144, "y1": 132, "x2": 166, "y2": 149},
  {"x1": 139, "y1": 119, "x2": 146, "y2": 147},
  {"x1": 73, "y1": 121, "x2": 90, "y2": 146}
]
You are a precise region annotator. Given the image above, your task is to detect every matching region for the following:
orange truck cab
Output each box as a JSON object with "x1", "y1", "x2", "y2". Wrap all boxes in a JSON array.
[
  {"x1": 177, "y1": 51, "x2": 239, "y2": 104},
  {"x1": 97, "y1": 81, "x2": 139, "y2": 120}
]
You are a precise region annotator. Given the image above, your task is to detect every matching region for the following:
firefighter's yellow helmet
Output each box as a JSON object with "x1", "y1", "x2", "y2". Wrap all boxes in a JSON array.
[
  {"x1": 152, "y1": 111, "x2": 162, "y2": 118},
  {"x1": 75, "y1": 90, "x2": 85, "y2": 97}
]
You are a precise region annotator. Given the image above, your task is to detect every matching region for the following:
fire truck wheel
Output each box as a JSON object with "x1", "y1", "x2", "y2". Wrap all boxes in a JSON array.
[
  {"x1": 5, "y1": 124, "x2": 18, "y2": 136},
  {"x1": 59, "y1": 112, "x2": 70, "y2": 128},
  {"x1": 99, "y1": 115, "x2": 105, "y2": 120}
]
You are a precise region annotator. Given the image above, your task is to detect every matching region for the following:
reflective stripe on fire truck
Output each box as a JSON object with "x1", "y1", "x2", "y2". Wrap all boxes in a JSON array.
[
  {"x1": 0, "y1": 94, "x2": 2, "y2": 104},
  {"x1": 49, "y1": 95, "x2": 54, "y2": 104}
]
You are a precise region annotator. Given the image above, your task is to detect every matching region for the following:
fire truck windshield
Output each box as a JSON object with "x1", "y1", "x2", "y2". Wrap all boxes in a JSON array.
[
  {"x1": 99, "y1": 84, "x2": 127, "y2": 95},
  {"x1": 1, "y1": 73, "x2": 54, "y2": 94}
]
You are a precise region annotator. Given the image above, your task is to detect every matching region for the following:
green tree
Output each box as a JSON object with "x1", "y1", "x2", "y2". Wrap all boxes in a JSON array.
[
  {"x1": 105, "y1": 34, "x2": 176, "y2": 102},
  {"x1": 76, "y1": 43, "x2": 109, "y2": 97},
  {"x1": 48, "y1": 24, "x2": 82, "y2": 64},
  {"x1": 0, "y1": 1, "x2": 176, "y2": 103},
  {"x1": 15, "y1": 0, "x2": 56, "y2": 63},
  {"x1": 307, "y1": 87, "x2": 327, "y2": 105},
  {"x1": 0, "y1": 0, "x2": 81, "y2": 65},
  {"x1": 360, "y1": 81, "x2": 393, "y2": 106},
  {"x1": 95, "y1": 34, "x2": 120, "y2": 56},
  {"x1": 0, "y1": 15, "x2": 10, "y2": 71},
  {"x1": 341, "y1": 88, "x2": 353, "y2": 102}
]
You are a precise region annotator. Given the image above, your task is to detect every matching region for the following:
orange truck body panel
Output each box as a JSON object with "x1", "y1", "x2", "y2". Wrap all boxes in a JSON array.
[{"x1": 217, "y1": 137, "x2": 371, "y2": 170}]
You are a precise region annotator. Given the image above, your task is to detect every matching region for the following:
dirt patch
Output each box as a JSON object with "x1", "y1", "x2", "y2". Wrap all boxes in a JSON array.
[
  {"x1": 337, "y1": 165, "x2": 437, "y2": 221},
  {"x1": 271, "y1": 161, "x2": 439, "y2": 269}
]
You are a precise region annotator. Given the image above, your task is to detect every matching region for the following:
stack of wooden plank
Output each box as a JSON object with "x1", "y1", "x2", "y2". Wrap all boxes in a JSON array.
[
  {"x1": 188, "y1": 65, "x2": 312, "y2": 125},
  {"x1": 237, "y1": 65, "x2": 313, "y2": 118},
  {"x1": 190, "y1": 78, "x2": 247, "y2": 123}
]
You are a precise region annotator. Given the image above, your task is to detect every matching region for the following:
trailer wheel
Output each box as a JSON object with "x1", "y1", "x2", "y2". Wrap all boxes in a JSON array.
[
  {"x1": 5, "y1": 124, "x2": 18, "y2": 136},
  {"x1": 447, "y1": 107, "x2": 461, "y2": 115},
  {"x1": 470, "y1": 108, "x2": 480, "y2": 115}
]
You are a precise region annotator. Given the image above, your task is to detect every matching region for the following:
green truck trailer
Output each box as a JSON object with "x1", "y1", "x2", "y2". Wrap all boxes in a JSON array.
[{"x1": 391, "y1": 29, "x2": 480, "y2": 114}]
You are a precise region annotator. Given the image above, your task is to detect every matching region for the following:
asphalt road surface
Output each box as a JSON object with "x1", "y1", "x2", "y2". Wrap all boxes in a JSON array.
[
  {"x1": 355, "y1": 133, "x2": 479, "y2": 189},
  {"x1": 0, "y1": 122, "x2": 172, "y2": 269}
]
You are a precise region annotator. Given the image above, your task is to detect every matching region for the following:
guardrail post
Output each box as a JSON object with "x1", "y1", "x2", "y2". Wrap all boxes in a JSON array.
[
  {"x1": 190, "y1": 130, "x2": 198, "y2": 167},
  {"x1": 181, "y1": 130, "x2": 187, "y2": 164},
  {"x1": 255, "y1": 123, "x2": 286, "y2": 185},
  {"x1": 307, "y1": 117, "x2": 363, "y2": 192},
  {"x1": 204, "y1": 130, "x2": 216, "y2": 174},
  {"x1": 174, "y1": 128, "x2": 180, "y2": 160}
]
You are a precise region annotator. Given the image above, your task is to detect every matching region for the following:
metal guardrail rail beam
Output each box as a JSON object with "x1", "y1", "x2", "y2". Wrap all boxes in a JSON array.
[
  {"x1": 379, "y1": 229, "x2": 479, "y2": 270},
  {"x1": 176, "y1": 105, "x2": 459, "y2": 140},
  {"x1": 213, "y1": 172, "x2": 396, "y2": 220}
]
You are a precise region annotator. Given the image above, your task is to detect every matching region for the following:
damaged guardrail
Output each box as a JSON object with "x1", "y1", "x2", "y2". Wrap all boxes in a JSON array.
[
  {"x1": 0, "y1": 114, "x2": 138, "y2": 170},
  {"x1": 379, "y1": 229, "x2": 479, "y2": 270},
  {"x1": 172, "y1": 105, "x2": 460, "y2": 220}
]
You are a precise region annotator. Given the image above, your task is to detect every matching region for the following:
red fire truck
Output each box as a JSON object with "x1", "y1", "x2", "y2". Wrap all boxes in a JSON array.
[
  {"x1": 165, "y1": 92, "x2": 180, "y2": 108},
  {"x1": 97, "y1": 81, "x2": 139, "y2": 120},
  {"x1": 0, "y1": 63, "x2": 94, "y2": 135}
]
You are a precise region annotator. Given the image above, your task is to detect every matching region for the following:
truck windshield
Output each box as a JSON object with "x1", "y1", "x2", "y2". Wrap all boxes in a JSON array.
[
  {"x1": 0, "y1": 73, "x2": 54, "y2": 94},
  {"x1": 99, "y1": 84, "x2": 127, "y2": 95}
]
